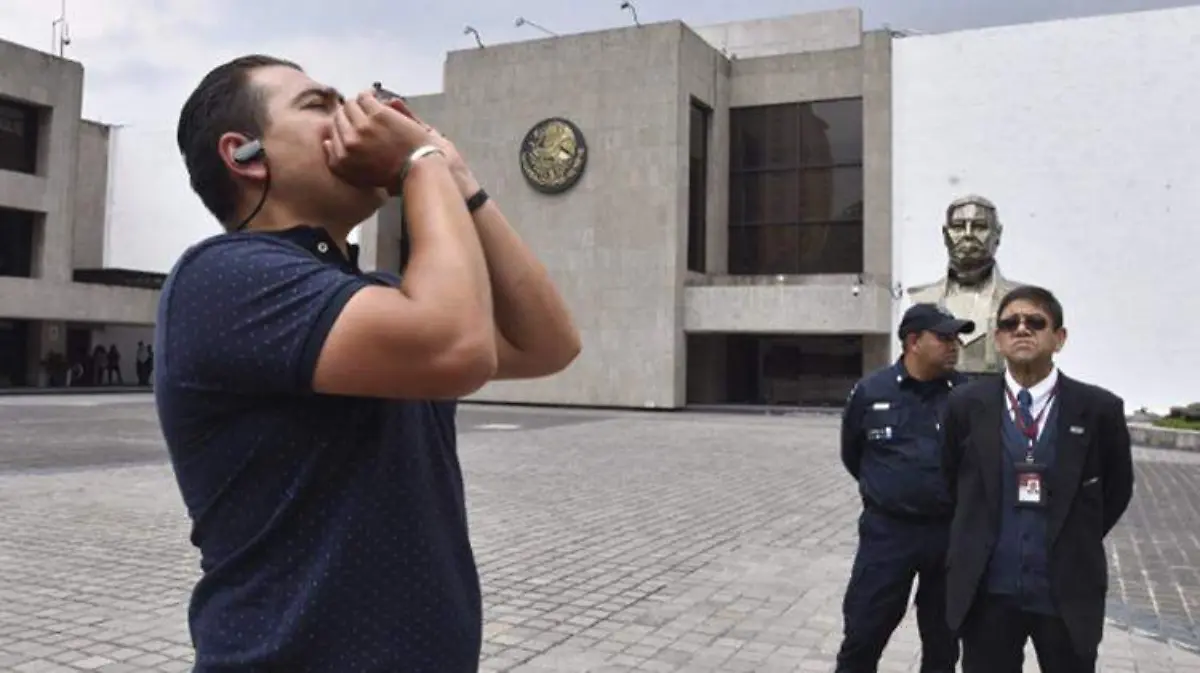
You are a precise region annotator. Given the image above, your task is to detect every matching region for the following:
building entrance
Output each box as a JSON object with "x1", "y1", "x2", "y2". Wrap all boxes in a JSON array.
[
  {"x1": 686, "y1": 333, "x2": 863, "y2": 407},
  {"x1": 0, "y1": 318, "x2": 31, "y2": 387}
]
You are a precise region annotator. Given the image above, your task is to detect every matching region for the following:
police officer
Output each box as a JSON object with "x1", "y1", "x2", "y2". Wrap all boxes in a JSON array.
[{"x1": 834, "y1": 303, "x2": 975, "y2": 673}]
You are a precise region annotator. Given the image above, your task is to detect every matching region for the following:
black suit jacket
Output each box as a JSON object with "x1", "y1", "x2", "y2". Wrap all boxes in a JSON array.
[{"x1": 941, "y1": 372, "x2": 1134, "y2": 654}]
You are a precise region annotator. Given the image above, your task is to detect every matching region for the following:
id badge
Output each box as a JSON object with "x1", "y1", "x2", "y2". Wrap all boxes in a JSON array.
[
  {"x1": 866, "y1": 426, "x2": 893, "y2": 441},
  {"x1": 1014, "y1": 462, "x2": 1047, "y2": 508}
]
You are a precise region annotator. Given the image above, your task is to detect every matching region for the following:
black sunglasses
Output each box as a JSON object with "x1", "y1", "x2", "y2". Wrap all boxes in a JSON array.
[{"x1": 997, "y1": 313, "x2": 1049, "y2": 332}]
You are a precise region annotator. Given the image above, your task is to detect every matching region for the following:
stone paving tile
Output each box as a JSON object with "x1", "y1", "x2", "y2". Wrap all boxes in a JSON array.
[
  {"x1": 0, "y1": 403, "x2": 1198, "y2": 672},
  {"x1": 1106, "y1": 457, "x2": 1200, "y2": 651}
]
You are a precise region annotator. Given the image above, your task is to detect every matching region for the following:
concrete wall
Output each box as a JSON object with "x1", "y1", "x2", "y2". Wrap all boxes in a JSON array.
[
  {"x1": 678, "y1": 25, "x2": 731, "y2": 276},
  {"x1": 684, "y1": 276, "x2": 892, "y2": 334},
  {"x1": 360, "y1": 12, "x2": 894, "y2": 407},
  {"x1": 892, "y1": 6, "x2": 1200, "y2": 413},
  {"x1": 368, "y1": 23, "x2": 691, "y2": 409},
  {"x1": 0, "y1": 39, "x2": 158, "y2": 327},
  {"x1": 693, "y1": 8, "x2": 863, "y2": 58},
  {"x1": 685, "y1": 18, "x2": 894, "y2": 375},
  {"x1": 0, "y1": 38, "x2": 83, "y2": 284},
  {"x1": 0, "y1": 277, "x2": 159, "y2": 324},
  {"x1": 73, "y1": 120, "x2": 110, "y2": 269},
  {"x1": 675, "y1": 26, "x2": 731, "y2": 403},
  {"x1": 722, "y1": 28, "x2": 891, "y2": 286}
]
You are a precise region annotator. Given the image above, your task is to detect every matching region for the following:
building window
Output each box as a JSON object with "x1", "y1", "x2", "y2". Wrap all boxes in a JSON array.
[
  {"x1": 0, "y1": 98, "x2": 40, "y2": 175},
  {"x1": 687, "y1": 99, "x2": 710, "y2": 273},
  {"x1": 0, "y1": 319, "x2": 32, "y2": 387},
  {"x1": 0, "y1": 208, "x2": 37, "y2": 278},
  {"x1": 728, "y1": 99, "x2": 864, "y2": 275}
]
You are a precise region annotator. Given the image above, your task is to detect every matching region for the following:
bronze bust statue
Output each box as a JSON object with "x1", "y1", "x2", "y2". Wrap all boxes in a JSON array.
[{"x1": 906, "y1": 195, "x2": 1024, "y2": 374}]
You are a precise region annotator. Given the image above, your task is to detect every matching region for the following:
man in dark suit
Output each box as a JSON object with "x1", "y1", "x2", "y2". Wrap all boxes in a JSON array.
[{"x1": 941, "y1": 285, "x2": 1135, "y2": 672}]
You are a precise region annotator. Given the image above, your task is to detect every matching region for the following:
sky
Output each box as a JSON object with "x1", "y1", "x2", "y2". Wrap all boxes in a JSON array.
[{"x1": 1, "y1": 0, "x2": 1195, "y2": 271}]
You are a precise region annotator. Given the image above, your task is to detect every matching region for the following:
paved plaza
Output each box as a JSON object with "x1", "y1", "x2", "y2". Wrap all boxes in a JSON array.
[{"x1": 1, "y1": 395, "x2": 1199, "y2": 672}]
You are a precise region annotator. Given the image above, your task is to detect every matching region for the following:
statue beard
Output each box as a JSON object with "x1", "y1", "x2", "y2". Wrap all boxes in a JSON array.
[{"x1": 948, "y1": 256, "x2": 995, "y2": 286}]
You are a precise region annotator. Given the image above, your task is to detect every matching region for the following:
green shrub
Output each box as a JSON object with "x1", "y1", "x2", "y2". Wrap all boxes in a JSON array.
[{"x1": 1154, "y1": 417, "x2": 1200, "y2": 431}]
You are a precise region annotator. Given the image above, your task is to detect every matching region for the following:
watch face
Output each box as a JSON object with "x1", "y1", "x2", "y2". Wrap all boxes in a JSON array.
[{"x1": 519, "y1": 117, "x2": 587, "y2": 194}]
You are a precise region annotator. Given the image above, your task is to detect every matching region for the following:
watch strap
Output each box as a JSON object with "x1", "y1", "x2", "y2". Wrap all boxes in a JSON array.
[{"x1": 466, "y1": 188, "x2": 489, "y2": 213}]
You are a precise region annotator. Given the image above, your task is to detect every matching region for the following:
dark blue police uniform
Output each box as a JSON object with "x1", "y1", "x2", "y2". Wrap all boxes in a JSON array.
[
  {"x1": 835, "y1": 359, "x2": 967, "y2": 673},
  {"x1": 154, "y1": 226, "x2": 481, "y2": 673}
]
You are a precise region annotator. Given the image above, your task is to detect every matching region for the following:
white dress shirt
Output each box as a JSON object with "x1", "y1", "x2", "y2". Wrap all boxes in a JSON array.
[{"x1": 1004, "y1": 366, "x2": 1059, "y2": 440}]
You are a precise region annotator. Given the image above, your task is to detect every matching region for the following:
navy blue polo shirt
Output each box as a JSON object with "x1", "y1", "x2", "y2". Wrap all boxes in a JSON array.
[{"x1": 153, "y1": 226, "x2": 482, "y2": 673}]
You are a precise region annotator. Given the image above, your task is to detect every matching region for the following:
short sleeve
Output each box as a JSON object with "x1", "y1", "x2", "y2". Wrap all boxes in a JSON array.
[
  {"x1": 839, "y1": 381, "x2": 867, "y2": 477},
  {"x1": 159, "y1": 236, "x2": 370, "y2": 394}
]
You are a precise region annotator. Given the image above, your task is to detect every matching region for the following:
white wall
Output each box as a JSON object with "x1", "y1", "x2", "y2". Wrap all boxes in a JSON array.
[
  {"x1": 892, "y1": 7, "x2": 1200, "y2": 413},
  {"x1": 106, "y1": 124, "x2": 365, "y2": 273},
  {"x1": 99, "y1": 45, "x2": 416, "y2": 275},
  {"x1": 106, "y1": 124, "x2": 199, "y2": 273}
]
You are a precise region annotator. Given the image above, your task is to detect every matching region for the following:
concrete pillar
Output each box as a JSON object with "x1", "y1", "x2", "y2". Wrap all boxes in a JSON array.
[
  {"x1": 862, "y1": 333, "x2": 892, "y2": 374},
  {"x1": 26, "y1": 320, "x2": 66, "y2": 386}
]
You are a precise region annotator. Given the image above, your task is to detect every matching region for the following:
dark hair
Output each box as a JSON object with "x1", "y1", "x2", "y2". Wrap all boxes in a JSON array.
[
  {"x1": 176, "y1": 55, "x2": 301, "y2": 227},
  {"x1": 997, "y1": 285, "x2": 1064, "y2": 329}
]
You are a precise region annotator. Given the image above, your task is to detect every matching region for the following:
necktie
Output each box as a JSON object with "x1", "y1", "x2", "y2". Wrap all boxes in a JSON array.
[{"x1": 1017, "y1": 388, "x2": 1037, "y2": 439}]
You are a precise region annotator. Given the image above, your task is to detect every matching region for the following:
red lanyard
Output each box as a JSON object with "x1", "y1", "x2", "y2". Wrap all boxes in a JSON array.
[{"x1": 1005, "y1": 384, "x2": 1058, "y2": 443}]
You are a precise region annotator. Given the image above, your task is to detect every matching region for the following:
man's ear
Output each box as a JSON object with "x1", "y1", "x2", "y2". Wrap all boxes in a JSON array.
[
  {"x1": 218, "y1": 133, "x2": 267, "y2": 181},
  {"x1": 1054, "y1": 327, "x2": 1068, "y2": 352}
]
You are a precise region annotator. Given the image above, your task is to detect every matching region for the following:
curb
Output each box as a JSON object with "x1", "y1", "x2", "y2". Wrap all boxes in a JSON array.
[{"x1": 1129, "y1": 423, "x2": 1200, "y2": 452}]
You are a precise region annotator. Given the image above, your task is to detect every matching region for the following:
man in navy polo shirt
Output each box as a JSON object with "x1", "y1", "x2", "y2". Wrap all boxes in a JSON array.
[
  {"x1": 156, "y1": 55, "x2": 580, "y2": 672},
  {"x1": 835, "y1": 304, "x2": 972, "y2": 672}
]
